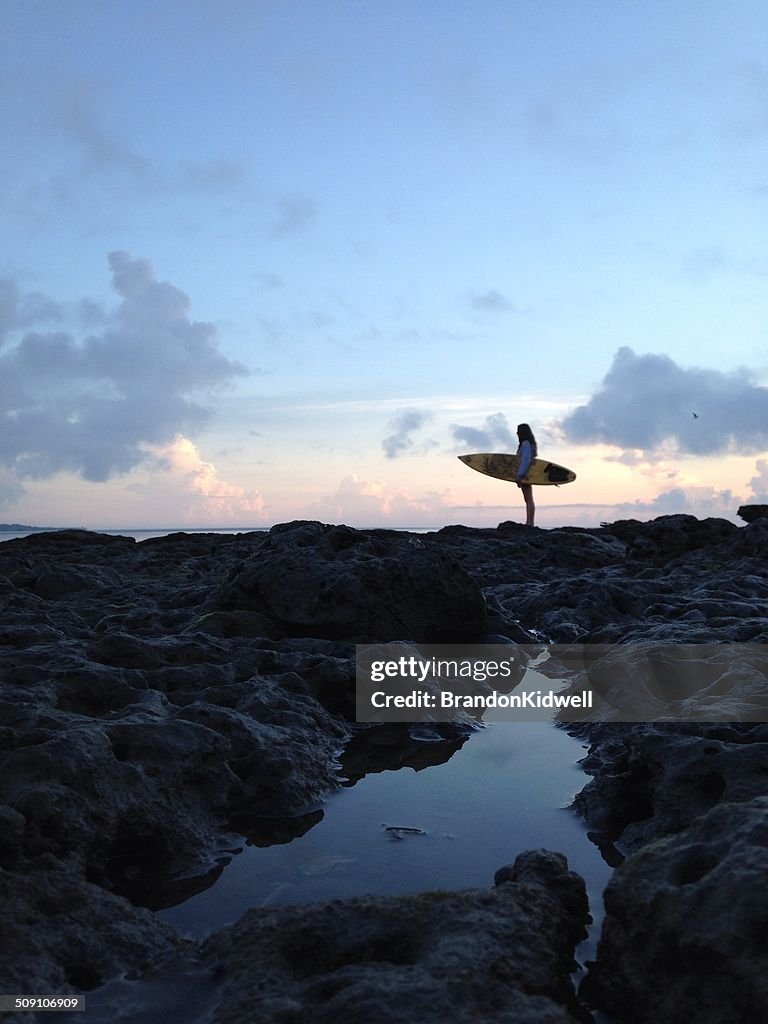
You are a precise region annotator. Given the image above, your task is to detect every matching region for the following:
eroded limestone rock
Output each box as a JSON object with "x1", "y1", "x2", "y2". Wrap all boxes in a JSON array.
[
  {"x1": 582, "y1": 797, "x2": 768, "y2": 1023},
  {"x1": 78, "y1": 851, "x2": 590, "y2": 1024}
]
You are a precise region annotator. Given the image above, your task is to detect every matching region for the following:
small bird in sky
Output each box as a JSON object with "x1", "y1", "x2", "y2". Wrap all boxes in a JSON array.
[{"x1": 692, "y1": 412, "x2": 699, "y2": 418}]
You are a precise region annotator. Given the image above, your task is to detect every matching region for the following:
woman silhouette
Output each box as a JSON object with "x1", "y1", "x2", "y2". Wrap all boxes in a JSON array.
[{"x1": 515, "y1": 423, "x2": 537, "y2": 527}]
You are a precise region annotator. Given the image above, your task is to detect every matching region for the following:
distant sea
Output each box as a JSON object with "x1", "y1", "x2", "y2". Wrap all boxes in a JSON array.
[{"x1": 0, "y1": 525, "x2": 437, "y2": 544}]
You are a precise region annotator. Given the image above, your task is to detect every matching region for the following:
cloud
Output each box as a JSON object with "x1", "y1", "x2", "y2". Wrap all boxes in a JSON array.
[
  {"x1": 450, "y1": 412, "x2": 516, "y2": 450},
  {"x1": 382, "y1": 408, "x2": 432, "y2": 459},
  {"x1": 50, "y1": 83, "x2": 246, "y2": 192},
  {"x1": 5, "y1": 77, "x2": 252, "y2": 227},
  {"x1": 256, "y1": 272, "x2": 285, "y2": 290},
  {"x1": 179, "y1": 159, "x2": 248, "y2": 192},
  {"x1": 747, "y1": 459, "x2": 768, "y2": 502},
  {"x1": 0, "y1": 469, "x2": 25, "y2": 509},
  {"x1": 305, "y1": 474, "x2": 452, "y2": 527},
  {"x1": 680, "y1": 245, "x2": 768, "y2": 282},
  {"x1": 613, "y1": 485, "x2": 742, "y2": 521},
  {"x1": 138, "y1": 436, "x2": 265, "y2": 524},
  {"x1": 469, "y1": 289, "x2": 515, "y2": 313},
  {"x1": 0, "y1": 280, "x2": 68, "y2": 346},
  {"x1": 0, "y1": 252, "x2": 246, "y2": 483},
  {"x1": 522, "y1": 99, "x2": 627, "y2": 163},
  {"x1": 561, "y1": 347, "x2": 768, "y2": 456},
  {"x1": 51, "y1": 79, "x2": 147, "y2": 176},
  {"x1": 269, "y1": 195, "x2": 317, "y2": 237}
]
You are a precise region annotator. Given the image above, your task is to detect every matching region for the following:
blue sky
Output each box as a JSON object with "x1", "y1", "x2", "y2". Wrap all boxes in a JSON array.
[{"x1": 2, "y1": 0, "x2": 767, "y2": 528}]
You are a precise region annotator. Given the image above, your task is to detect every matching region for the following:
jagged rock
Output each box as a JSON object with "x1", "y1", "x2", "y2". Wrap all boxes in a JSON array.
[
  {"x1": 0, "y1": 805, "x2": 26, "y2": 868},
  {"x1": 83, "y1": 852, "x2": 590, "y2": 1024},
  {"x1": 0, "y1": 684, "x2": 345, "y2": 905},
  {"x1": 623, "y1": 514, "x2": 737, "y2": 563},
  {"x1": 2, "y1": 515, "x2": 768, "y2": 1015},
  {"x1": 571, "y1": 722, "x2": 768, "y2": 852},
  {"x1": 1, "y1": 528, "x2": 135, "y2": 551},
  {"x1": 0, "y1": 856, "x2": 181, "y2": 996},
  {"x1": 737, "y1": 504, "x2": 768, "y2": 523},
  {"x1": 731, "y1": 516, "x2": 768, "y2": 557},
  {"x1": 548, "y1": 642, "x2": 768, "y2": 723},
  {"x1": 212, "y1": 521, "x2": 488, "y2": 642},
  {"x1": 582, "y1": 797, "x2": 768, "y2": 1022}
]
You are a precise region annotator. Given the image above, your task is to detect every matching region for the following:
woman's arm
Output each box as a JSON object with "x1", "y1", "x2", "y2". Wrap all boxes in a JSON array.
[{"x1": 517, "y1": 439, "x2": 532, "y2": 480}]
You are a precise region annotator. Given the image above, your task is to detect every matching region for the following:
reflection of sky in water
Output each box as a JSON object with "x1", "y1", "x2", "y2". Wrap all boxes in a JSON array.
[{"x1": 159, "y1": 681, "x2": 613, "y2": 966}]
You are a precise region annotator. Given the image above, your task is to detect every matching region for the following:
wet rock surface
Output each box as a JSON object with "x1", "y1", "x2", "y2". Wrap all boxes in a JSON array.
[
  {"x1": 570, "y1": 721, "x2": 768, "y2": 851},
  {"x1": 1, "y1": 515, "x2": 767, "y2": 1021},
  {"x1": 0, "y1": 857, "x2": 183, "y2": 995},
  {"x1": 581, "y1": 797, "x2": 768, "y2": 1023},
  {"x1": 85, "y1": 850, "x2": 589, "y2": 1024}
]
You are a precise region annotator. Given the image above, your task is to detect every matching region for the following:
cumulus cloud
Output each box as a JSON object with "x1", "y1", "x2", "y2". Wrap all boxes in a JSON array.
[
  {"x1": 0, "y1": 280, "x2": 70, "y2": 346},
  {"x1": 450, "y1": 412, "x2": 516, "y2": 450},
  {"x1": 139, "y1": 436, "x2": 265, "y2": 524},
  {"x1": 747, "y1": 459, "x2": 768, "y2": 502},
  {"x1": 0, "y1": 252, "x2": 246, "y2": 483},
  {"x1": 305, "y1": 474, "x2": 451, "y2": 527},
  {"x1": 382, "y1": 409, "x2": 432, "y2": 459},
  {"x1": 614, "y1": 485, "x2": 742, "y2": 522},
  {"x1": 561, "y1": 347, "x2": 768, "y2": 456}
]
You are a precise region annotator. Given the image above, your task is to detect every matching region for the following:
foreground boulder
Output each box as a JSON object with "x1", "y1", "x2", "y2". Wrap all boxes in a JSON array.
[
  {"x1": 76, "y1": 851, "x2": 591, "y2": 1024},
  {"x1": 0, "y1": 857, "x2": 182, "y2": 995},
  {"x1": 212, "y1": 521, "x2": 488, "y2": 642},
  {"x1": 582, "y1": 797, "x2": 768, "y2": 1022}
]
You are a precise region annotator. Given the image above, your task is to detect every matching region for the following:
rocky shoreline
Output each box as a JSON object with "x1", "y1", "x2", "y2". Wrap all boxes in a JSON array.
[{"x1": 1, "y1": 515, "x2": 767, "y2": 1022}]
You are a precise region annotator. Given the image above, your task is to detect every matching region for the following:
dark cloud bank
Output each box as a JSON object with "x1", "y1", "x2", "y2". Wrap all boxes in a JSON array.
[
  {"x1": 561, "y1": 346, "x2": 768, "y2": 456},
  {"x1": 0, "y1": 253, "x2": 245, "y2": 483}
]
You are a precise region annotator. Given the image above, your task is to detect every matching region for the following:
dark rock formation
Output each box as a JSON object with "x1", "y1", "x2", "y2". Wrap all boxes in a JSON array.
[
  {"x1": 737, "y1": 503, "x2": 768, "y2": 523},
  {"x1": 543, "y1": 642, "x2": 768, "y2": 722},
  {"x1": 2, "y1": 515, "x2": 768, "y2": 1022},
  {"x1": 0, "y1": 857, "x2": 182, "y2": 995},
  {"x1": 70, "y1": 851, "x2": 591, "y2": 1024},
  {"x1": 582, "y1": 797, "x2": 768, "y2": 1023},
  {"x1": 212, "y1": 521, "x2": 488, "y2": 642},
  {"x1": 474, "y1": 518, "x2": 768, "y2": 644},
  {"x1": 621, "y1": 513, "x2": 736, "y2": 563},
  {"x1": 571, "y1": 722, "x2": 768, "y2": 853}
]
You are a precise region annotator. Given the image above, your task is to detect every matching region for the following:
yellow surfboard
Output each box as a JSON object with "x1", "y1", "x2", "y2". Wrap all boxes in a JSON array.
[{"x1": 458, "y1": 453, "x2": 576, "y2": 486}]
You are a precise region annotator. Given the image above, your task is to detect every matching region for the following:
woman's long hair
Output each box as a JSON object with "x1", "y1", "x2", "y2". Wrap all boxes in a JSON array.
[{"x1": 517, "y1": 423, "x2": 537, "y2": 457}]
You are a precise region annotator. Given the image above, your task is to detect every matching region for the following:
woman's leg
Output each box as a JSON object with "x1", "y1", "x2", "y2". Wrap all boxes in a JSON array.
[{"x1": 521, "y1": 484, "x2": 535, "y2": 527}]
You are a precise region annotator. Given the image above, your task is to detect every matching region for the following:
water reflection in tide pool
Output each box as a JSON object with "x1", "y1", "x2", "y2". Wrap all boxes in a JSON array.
[{"x1": 159, "y1": 704, "x2": 613, "y2": 960}]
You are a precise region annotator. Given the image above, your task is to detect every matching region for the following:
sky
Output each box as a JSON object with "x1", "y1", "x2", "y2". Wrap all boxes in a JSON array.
[{"x1": 1, "y1": 0, "x2": 767, "y2": 530}]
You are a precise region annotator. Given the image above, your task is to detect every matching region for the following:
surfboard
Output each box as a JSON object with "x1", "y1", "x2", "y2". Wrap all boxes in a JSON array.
[{"x1": 458, "y1": 453, "x2": 576, "y2": 486}]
